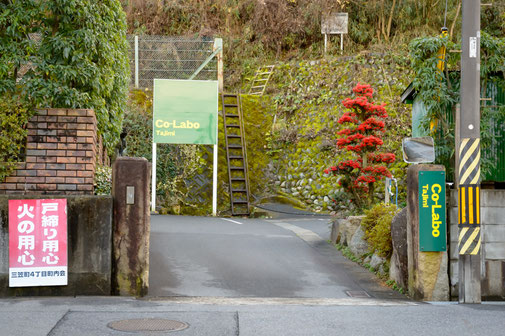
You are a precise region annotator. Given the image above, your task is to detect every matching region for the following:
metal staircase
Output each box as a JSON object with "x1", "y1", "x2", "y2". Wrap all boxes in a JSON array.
[
  {"x1": 248, "y1": 65, "x2": 275, "y2": 96},
  {"x1": 222, "y1": 94, "x2": 251, "y2": 216}
]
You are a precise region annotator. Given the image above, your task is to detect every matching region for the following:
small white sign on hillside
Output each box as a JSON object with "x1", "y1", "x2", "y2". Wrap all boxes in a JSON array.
[
  {"x1": 321, "y1": 13, "x2": 348, "y2": 34},
  {"x1": 321, "y1": 13, "x2": 348, "y2": 53}
]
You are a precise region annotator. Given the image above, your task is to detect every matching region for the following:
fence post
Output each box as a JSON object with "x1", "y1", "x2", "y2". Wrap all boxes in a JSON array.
[
  {"x1": 214, "y1": 38, "x2": 223, "y2": 92},
  {"x1": 134, "y1": 35, "x2": 139, "y2": 88}
]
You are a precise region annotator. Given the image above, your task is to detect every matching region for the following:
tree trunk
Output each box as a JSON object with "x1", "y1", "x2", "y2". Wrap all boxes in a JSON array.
[
  {"x1": 449, "y1": 1, "x2": 462, "y2": 39},
  {"x1": 368, "y1": 182, "x2": 375, "y2": 208},
  {"x1": 380, "y1": 1, "x2": 387, "y2": 42},
  {"x1": 386, "y1": 0, "x2": 397, "y2": 41}
]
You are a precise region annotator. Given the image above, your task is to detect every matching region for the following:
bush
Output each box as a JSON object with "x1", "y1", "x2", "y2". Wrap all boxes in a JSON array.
[
  {"x1": 0, "y1": 0, "x2": 130, "y2": 149},
  {"x1": 94, "y1": 165, "x2": 112, "y2": 195},
  {"x1": 361, "y1": 203, "x2": 398, "y2": 258},
  {"x1": 0, "y1": 94, "x2": 32, "y2": 181}
]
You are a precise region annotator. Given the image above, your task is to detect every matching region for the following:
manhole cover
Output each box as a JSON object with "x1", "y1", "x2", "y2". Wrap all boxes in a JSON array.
[
  {"x1": 345, "y1": 290, "x2": 371, "y2": 298},
  {"x1": 108, "y1": 319, "x2": 189, "y2": 332}
]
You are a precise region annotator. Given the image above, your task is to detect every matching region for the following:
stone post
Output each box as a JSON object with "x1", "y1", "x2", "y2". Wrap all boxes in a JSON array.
[
  {"x1": 112, "y1": 157, "x2": 150, "y2": 296},
  {"x1": 407, "y1": 164, "x2": 449, "y2": 300}
]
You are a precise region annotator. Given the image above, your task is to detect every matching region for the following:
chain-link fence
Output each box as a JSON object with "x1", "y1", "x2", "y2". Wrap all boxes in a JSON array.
[{"x1": 127, "y1": 35, "x2": 218, "y2": 89}]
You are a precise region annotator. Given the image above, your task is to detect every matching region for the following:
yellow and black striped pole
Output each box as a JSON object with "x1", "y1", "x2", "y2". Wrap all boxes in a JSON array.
[
  {"x1": 458, "y1": 138, "x2": 481, "y2": 255},
  {"x1": 458, "y1": 0, "x2": 481, "y2": 303}
]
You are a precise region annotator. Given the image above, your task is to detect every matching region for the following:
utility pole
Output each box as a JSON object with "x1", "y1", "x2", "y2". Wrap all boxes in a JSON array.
[{"x1": 458, "y1": 0, "x2": 481, "y2": 304}]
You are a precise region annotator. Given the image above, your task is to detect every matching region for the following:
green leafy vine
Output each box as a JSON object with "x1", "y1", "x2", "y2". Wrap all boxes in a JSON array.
[{"x1": 409, "y1": 31, "x2": 505, "y2": 180}]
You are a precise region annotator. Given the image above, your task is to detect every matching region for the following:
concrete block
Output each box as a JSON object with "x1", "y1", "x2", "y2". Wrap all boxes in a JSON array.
[
  {"x1": 450, "y1": 260, "x2": 459, "y2": 284},
  {"x1": 0, "y1": 195, "x2": 112, "y2": 296},
  {"x1": 485, "y1": 242, "x2": 505, "y2": 260},
  {"x1": 449, "y1": 224, "x2": 458, "y2": 241},
  {"x1": 449, "y1": 242, "x2": 460, "y2": 260},
  {"x1": 483, "y1": 224, "x2": 505, "y2": 243},
  {"x1": 481, "y1": 208, "x2": 505, "y2": 225},
  {"x1": 481, "y1": 190, "x2": 505, "y2": 207},
  {"x1": 449, "y1": 190, "x2": 458, "y2": 207},
  {"x1": 448, "y1": 207, "x2": 458, "y2": 225},
  {"x1": 482, "y1": 261, "x2": 505, "y2": 298}
]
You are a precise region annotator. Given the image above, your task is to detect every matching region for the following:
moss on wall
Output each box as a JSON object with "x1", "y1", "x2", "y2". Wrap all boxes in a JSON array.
[
  {"x1": 126, "y1": 52, "x2": 415, "y2": 216},
  {"x1": 195, "y1": 94, "x2": 274, "y2": 215},
  {"x1": 269, "y1": 53, "x2": 413, "y2": 213}
]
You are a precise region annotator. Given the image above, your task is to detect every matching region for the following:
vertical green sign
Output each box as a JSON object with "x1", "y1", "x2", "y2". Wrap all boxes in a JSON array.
[
  {"x1": 153, "y1": 79, "x2": 218, "y2": 144},
  {"x1": 419, "y1": 171, "x2": 446, "y2": 251}
]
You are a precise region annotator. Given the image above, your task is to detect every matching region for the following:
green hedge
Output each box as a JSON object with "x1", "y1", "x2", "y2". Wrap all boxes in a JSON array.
[{"x1": 361, "y1": 203, "x2": 399, "y2": 258}]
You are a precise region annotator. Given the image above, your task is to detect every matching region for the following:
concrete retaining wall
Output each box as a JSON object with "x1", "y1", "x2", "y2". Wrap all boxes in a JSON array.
[
  {"x1": 0, "y1": 195, "x2": 112, "y2": 296},
  {"x1": 449, "y1": 190, "x2": 505, "y2": 299}
]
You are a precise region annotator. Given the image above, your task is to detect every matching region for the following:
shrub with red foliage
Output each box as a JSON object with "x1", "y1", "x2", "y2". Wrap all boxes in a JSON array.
[{"x1": 325, "y1": 83, "x2": 395, "y2": 208}]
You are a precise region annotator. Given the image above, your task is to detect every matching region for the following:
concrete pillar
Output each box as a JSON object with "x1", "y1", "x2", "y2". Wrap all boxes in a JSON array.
[
  {"x1": 112, "y1": 157, "x2": 150, "y2": 296},
  {"x1": 407, "y1": 164, "x2": 449, "y2": 300}
]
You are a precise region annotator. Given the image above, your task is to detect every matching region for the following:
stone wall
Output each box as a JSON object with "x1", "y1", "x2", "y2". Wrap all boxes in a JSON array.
[
  {"x1": 0, "y1": 109, "x2": 97, "y2": 195},
  {"x1": 449, "y1": 190, "x2": 505, "y2": 299},
  {"x1": 406, "y1": 165, "x2": 449, "y2": 301},
  {"x1": 0, "y1": 195, "x2": 112, "y2": 296}
]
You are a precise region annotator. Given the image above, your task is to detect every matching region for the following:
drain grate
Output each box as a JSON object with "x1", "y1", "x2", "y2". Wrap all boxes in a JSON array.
[
  {"x1": 345, "y1": 290, "x2": 371, "y2": 298},
  {"x1": 108, "y1": 319, "x2": 189, "y2": 332}
]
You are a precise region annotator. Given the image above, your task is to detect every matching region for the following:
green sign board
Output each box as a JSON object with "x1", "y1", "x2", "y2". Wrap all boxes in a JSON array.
[
  {"x1": 153, "y1": 79, "x2": 218, "y2": 144},
  {"x1": 419, "y1": 171, "x2": 446, "y2": 251}
]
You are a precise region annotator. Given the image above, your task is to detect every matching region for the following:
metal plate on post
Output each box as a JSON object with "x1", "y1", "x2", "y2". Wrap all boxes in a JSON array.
[
  {"x1": 418, "y1": 171, "x2": 447, "y2": 251},
  {"x1": 321, "y1": 13, "x2": 348, "y2": 34},
  {"x1": 126, "y1": 186, "x2": 135, "y2": 205}
]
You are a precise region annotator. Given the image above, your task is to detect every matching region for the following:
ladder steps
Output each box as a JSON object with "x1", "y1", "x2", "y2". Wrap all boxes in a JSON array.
[
  {"x1": 248, "y1": 65, "x2": 275, "y2": 96},
  {"x1": 222, "y1": 93, "x2": 251, "y2": 216}
]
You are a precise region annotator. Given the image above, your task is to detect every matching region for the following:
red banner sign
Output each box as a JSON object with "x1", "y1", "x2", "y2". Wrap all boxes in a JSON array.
[{"x1": 9, "y1": 199, "x2": 68, "y2": 287}]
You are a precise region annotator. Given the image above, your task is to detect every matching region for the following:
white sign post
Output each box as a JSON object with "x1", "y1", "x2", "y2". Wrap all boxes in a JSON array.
[
  {"x1": 321, "y1": 13, "x2": 348, "y2": 54},
  {"x1": 151, "y1": 79, "x2": 219, "y2": 216}
]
